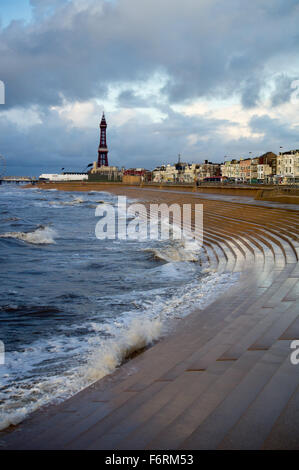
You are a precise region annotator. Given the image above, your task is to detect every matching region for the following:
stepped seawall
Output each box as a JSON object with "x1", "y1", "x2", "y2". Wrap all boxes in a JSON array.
[{"x1": 2, "y1": 186, "x2": 299, "y2": 450}]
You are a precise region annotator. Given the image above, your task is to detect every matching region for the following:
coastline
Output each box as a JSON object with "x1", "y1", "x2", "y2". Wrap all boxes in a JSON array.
[
  {"x1": 1, "y1": 184, "x2": 299, "y2": 449},
  {"x1": 25, "y1": 181, "x2": 299, "y2": 205}
]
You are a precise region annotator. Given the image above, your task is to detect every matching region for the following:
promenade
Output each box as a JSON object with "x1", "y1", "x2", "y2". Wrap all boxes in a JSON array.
[{"x1": 1, "y1": 186, "x2": 299, "y2": 449}]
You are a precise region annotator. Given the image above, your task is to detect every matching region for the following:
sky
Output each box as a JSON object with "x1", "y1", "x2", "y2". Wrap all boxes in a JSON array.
[{"x1": 0, "y1": 0, "x2": 299, "y2": 175}]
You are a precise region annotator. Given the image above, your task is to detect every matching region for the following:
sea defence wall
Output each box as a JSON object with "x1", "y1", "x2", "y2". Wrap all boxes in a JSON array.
[
  {"x1": 28, "y1": 181, "x2": 299, "y2": 204},
  {"x1": 256, "y1": 187, "x2": 299, "y2": 205},
  {"x1": 2, "y1": 187, "x2": 299, "y2": 450}
]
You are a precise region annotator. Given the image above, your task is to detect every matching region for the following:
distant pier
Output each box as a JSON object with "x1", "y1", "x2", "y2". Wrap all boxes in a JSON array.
[{"x1": 0, "y1": 176, "x2": 37, "y2": 184}]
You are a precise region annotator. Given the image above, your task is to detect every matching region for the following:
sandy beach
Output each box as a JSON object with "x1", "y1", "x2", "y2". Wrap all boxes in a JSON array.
[{"x1": 1, "y1": 183, "x2": 299, "y2": 449}]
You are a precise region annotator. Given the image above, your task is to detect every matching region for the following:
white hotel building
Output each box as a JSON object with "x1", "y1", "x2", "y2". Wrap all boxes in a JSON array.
[{"x1": 277, "y1": 150, "x2": 299, "y2": 184}]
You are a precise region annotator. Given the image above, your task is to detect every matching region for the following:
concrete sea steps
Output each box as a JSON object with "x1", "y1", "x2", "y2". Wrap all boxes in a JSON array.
[
  {"x1": 203, "y1": 229, "x2": 244, "y2": 267},
  {"x1": 137, "y1": 194, "x2": 297, "y2": 271},
  {"x1": 163, "y1": 278, "x2": 297, "y2": 377},
  {"x1": 3, "y1": 266, "x2": 277, "y2": 449},
  {"x1": 219, "y1": 302, "x2": 296, "y2": 360},
  {"x1": 204, "y1": 205, "x2": 299, "y2": 249},
  {"x1": 145, "y1": 349, "x2": 266, "y2": 450},
  {"x1": 85, "y1": 362, "x2": 234, "y2": 450},
  {"x1": 262, "y1": 383, "x2": 299, "y2": 450},
  {"x1": 2, "y1": 264, "x2": 292, "y2": 448},
  {"x1": 202, "y1": 220, "x2": 280, "y2": 268},
  {"x1": 10, "y1": 265, "x2": 297, "y2": 449},
  {"x1": 69, "y1": 292, "x2": 298, "y2": 450},
  {"x1": 202, "y1": 242, "x2": 219, "y2": 270},
  {"x1": 201, "y1": 217, "x2": 257, "y2": 261},
  {"x1": 0, "y1": 280, "x2": 251, "y2": 447},
  {"x1": 67, "y1": 362, "x2": 233, "y2": 450},
  {"x1": 217, "y1": 346, "x2": 299, "y2": 450},
  {"x1": 195, "y1": 210, "x2": 254, "y2": 263},
  {"x1": 205, "y1": 211, "x2": 299, "y2": 264},
  {"x1": 35, "y1": 284, "x2": 294, "y2": 450},
  {"x1": 181, "y1": 340, "x2": 293, "y2": 450}
]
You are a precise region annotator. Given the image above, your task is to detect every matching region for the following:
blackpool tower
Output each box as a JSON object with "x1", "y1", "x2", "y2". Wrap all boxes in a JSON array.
[{"x1": 97, "y1": 112, "x2": 109, "y2": 167}]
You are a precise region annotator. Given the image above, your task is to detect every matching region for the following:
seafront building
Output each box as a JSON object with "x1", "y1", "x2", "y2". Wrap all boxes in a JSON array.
[
  {"x1": 39, "y1": 172, "x2": 88, "y2": 182},
  {"x1": 197, "y1": 160, "x2": 221, "y2": 180},
  {"x1": 277, "y1": 150, "x2": 299, "y2": 184},
  {"x1": 123, "y1": 168, "x2": 152, "y2": 184},
  {"x1": 239, "y1": 158, "x2": 253, "y2": 182},
  {"x1": 152, "y1": 164, "x2": 178, "y2": 183},
  {"x1": 221, "y1": 159, "x2": 241, "y2": 181},
  {"x1": 153, "y1": 159, "x2": 221, "y2": 183},
  {"x1": 221, "y1": 152, "x2": 278, "y2": 184},
  {"x1": 89, "y1": 163, "x2": 122, "y2": 182}
]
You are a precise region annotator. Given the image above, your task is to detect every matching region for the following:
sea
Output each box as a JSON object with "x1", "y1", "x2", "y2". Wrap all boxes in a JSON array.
[{"x1": 0, "y1": 184, "x2": 239, "y2": 430}]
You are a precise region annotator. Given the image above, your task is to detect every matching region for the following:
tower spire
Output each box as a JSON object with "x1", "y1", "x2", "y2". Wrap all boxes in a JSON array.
[{"x1": 97, "y1": 112, "x2": 109, "y2": 167}]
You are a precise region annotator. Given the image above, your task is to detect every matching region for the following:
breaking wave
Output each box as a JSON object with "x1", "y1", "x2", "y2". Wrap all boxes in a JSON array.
[
  {"x1": 0, "y1": 316, "x2": 162, "y2": 430},
  {"x1": 147, "y1": 236, "x2": 203, "y2": 263},
  {"x1": 49, "y1": 198, "x2": 106, "y2": 208},
  {"x1": 49, "y1": 197, "x2": 85, "y2": 206},
  {"x1": 0, "y1": 226, "x2": 56, "y2": 245},
  {"x1": 84, "y1": 317, "x2": 162, "y2": 382},
  {"x1": 0, "y1": 267, "x2": 239, "y2": 431}
]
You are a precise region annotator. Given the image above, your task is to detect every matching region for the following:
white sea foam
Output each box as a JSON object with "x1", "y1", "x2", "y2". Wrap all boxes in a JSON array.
[
  {"x1": 147, "y1": 232, "x2": 203, "y2": 263},
  {"x1": 49, "y1": 197, "x2": 107, "y2": 208},
  {"x1": 0, "y1": 316, "x2": 162, "y2": 431},
  {"x1": 84, "y1": 317, "x2": 162, "y2": 382},
  {"x1": 0, "y1": 226, "x2": 56, "y2": 244},
  {"x1": 149, "y1": 243, "x2": 199, "y2": 263},
  {"x1": 49, "y1": 197, "x2": 85, "y2": 206}
]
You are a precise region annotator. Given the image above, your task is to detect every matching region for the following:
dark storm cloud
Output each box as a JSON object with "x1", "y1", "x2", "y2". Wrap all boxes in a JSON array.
[
  {"x1": 240, "y1": 77, "x2": 263, "y2": 109},
  {"x1": 110, "y1": 108, "x2": 229, "y2": 167},
  {"x1": 117, "y1": 90, "x2": 151, "y2": 108},
  {"x1": 0, "y1": 0, "x2": 299, "y2": 174},
  {"x1": 0, "y1": 0, "x2": 299, "y2": 108},
  {"x1": 271, "y1": 74, "x2": 296, "y2": 107},
  {"x1": 249, "y1": 114, "x2": 299, "y2": 145},
  {"x1": 0, "y1": 105, "x2": 228, "y2": 175},
  {"x1": 1, "y1": 105, "x2": 297, "y2": 175},
  {"x1": 0, "y1": 109, "x2": 99, "y2": 174}
]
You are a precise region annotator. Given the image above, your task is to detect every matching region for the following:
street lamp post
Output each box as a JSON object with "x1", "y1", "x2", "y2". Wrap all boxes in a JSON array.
[
  {"x1": 249, "y1": 152, "x2": 253, "y2": 184},
  {"x1": 278, "y1": 147, "x2": 283, "y2": 185}
]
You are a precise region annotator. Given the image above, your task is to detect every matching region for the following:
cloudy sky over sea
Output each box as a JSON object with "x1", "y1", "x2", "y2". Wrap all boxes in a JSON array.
[{"x1": 0, "y1": 0, "x2": 299, "y2": 175}]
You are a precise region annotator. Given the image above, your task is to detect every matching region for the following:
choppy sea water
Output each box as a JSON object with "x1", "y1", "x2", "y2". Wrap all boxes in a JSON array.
[{"x1": 0, "y1": 184, "x2": 239, "y2": 430}]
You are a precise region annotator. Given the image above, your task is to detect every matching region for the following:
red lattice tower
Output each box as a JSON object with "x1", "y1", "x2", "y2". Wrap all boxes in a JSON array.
[{"x1": 97, "y1": 112, "x2": 109, "y2": 167}]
